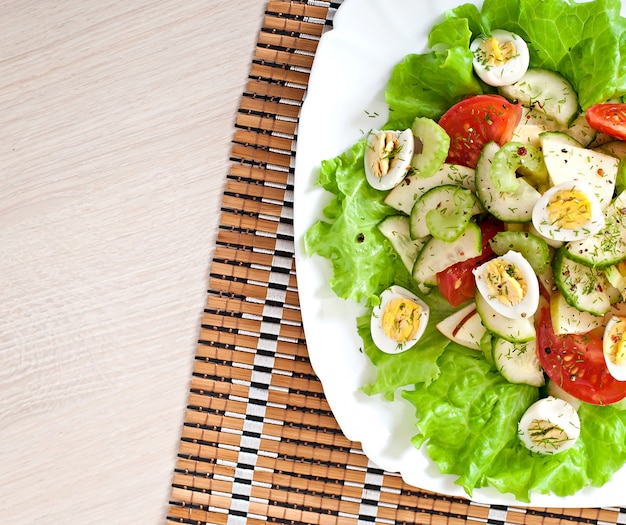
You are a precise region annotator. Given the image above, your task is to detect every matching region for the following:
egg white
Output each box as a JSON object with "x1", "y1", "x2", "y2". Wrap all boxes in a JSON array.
[
  {"x1": 370, "y1": 285, "x2": 429, "y2": 354},
  {"x1": 473, "y1": 250, "x2": 539, "y2": 320},
  {"x1": 531, "y1": 180, "x2": 605, "y2": 242},
  {"x1": 518, "y1": 396, "x2": 581, "y2": 454},
  {"x1": 470, "y1": 30, "x2": 530, "y2": 87},
  {"x1": 603, "y1": 315, "x2": 626, "y2": 381},
  {"x1": 364, "y1": 129, "x2": 414, "y2": 191}
]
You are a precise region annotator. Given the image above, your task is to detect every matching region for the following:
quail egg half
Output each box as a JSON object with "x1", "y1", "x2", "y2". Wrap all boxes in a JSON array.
[
  {"x1": 532, "y1": 180, "x2": 605, "y2": 243},
  {"x1": 518, "y1": 396, "x2": 581, "y2": 454},
  {"x1": 603, "y1": 315, "x2": 626, "y2": 381},
  {"x1": 470, "y1": 30, "x2": 530, "y2": 87},
  {"x1": 364, "y1": 129, "x2": 414, "y2": 191},
  {"x1": 473, "y1": 250, "x2": 539, "y2": 320},
  {"x1": 370, "y1": 285, "x2": 429, "y2": 354}
]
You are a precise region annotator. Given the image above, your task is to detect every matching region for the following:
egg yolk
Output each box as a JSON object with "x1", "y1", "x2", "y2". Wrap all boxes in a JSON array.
[
  {"x1": 484, "y1": 259, "x2": 527, "y2": 307},
  {"x1": 368, "y1": 131, "x2": 401, "y2": 179},
  {"x1": 381, "y1": 297, "x2": 421, "y2": 343},
  {"x1": 478, "y1": 36, "x2": 517, "y2": 67},
  {"x1": 527, "y1": 419, "x2": 569, "y2": 450},
  {"x1": 546, "y1": 189, "x2": 592, "y2": 229},
  {"x1": 606, "y1": 317, "x2": 626, "y2": 366}
]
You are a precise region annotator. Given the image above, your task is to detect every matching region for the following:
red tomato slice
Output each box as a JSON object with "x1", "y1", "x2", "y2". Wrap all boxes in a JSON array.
[
  {"x1": 438, "y1": 94, "x2": 523, "y2": 168},
  {"x1": 585, "y1": 103, "x2": 626, "y2": 141},
  {"x1": 436, "y1": 220, "x2": 503, "y2": 307},
  {"x1": 536, "y1": 307, "x2": 626, "y2": 405}
]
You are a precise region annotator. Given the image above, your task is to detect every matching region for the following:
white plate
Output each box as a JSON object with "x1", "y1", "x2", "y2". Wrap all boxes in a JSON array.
[{"x1": 293, "y1": 0, "x2": 626, "y2": 507}]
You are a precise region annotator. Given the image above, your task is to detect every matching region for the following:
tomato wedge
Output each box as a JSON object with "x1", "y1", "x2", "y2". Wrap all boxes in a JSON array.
[
  {"x1": 585, "y1": 103, "x2": 626, "y2": 141},
  {"x1": 438, "y1": 94, "x2": 522, "y2": 169},
  {"x1": 436, "y1": 220, "x2": 503, "y2": 307},
  {"x1": 536, "y1": 307, "x2": 626, "y2": 405}
]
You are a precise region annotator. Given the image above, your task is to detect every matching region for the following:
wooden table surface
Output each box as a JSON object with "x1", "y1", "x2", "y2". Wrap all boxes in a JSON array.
[{"x1": 0, "y1": 2, "x2": 266, "y2": 522}]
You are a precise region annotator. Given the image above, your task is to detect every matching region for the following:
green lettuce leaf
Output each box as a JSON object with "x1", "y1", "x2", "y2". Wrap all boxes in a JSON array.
[
  {"x1": 303, "y1": 140, "x2": 408, "y2": 305},
  {"x1": 479, "y1": 0, "x2": 626, "y2": 108},
  {"x1": 403, "y1": 344, "x2": 626, "y2": 501},
  {"x1": 359, "y1": 306, "x2": 451, "y2": 400},
  {"x1": 385, "y1": 18, "x2": 482, "y2": 129},
  {"x1": 403, "y1": 345, "x2": 539, "y2": 500},
  {"x1": 385, "y1": 0, "x2": 626, "y2": 125}
]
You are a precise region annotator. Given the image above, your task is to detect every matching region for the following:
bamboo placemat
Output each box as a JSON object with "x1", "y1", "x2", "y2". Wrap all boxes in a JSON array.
[{"x1": 167, "y1": 2, "x2": 626, "y2": 523}]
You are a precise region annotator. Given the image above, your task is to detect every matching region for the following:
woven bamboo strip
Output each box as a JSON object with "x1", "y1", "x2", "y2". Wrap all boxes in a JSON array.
[
  {"x1": 257, "y1": 31, "x2": 319, "y2": 54},
  {"x1": 229, "y1": 163, "x2": 291, "y2": 185}
]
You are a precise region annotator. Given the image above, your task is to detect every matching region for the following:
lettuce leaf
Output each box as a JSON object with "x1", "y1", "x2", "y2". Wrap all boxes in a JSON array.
[
  {"x1": 403, "y1": 345, "x2": 626, "y2": 501},
  {"x1": 385, "y1": 18, "x2": 483, "y2": 129},
  {"x1": 358, "y1": 307, "x2": 451, "y2": 400},
  {"x1": 479, "y1": 0, "x2": 626, "y2": 109},
  {"x1": 303, "y1": 140, "x2": 408, "y2": 305},
  {"x1": 385, "y1": 0, "x2": 626, "y2": 127},
  {"x1": 403, "y1": 345, "x2": 539, "y2": 500}
]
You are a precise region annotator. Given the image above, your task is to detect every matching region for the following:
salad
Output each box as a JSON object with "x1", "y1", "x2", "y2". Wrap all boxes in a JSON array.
[{"x1": 301, "y1": 0, "x2": 626, "y2": 504}]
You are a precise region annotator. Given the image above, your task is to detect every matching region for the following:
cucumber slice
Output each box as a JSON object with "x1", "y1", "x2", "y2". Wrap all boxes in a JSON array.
[
  {"x1": 412, "y1": 222, "x2": 482, "y2": 286},
  {"x1": 488, "y1": 230, "x2": 551, "y2": 274},
  {"x1": 377, "y1": 215, "x2": 427, "y2": 273},
  {"x1": 410, "y1": 117, "x2": 450, "y2": 178},
  {"x1": 539, "y1": 130, "x2": 582, "y2": 149},
  {"x1": 606, "y1": 264, "x2": 626, "y2": 301},
  {"x1": 564, "y1": 191, "x2": 626, "y2": 268},
  {"x1": 474, "y1": 292, "x2": 536, "y2": 343},
  {"x1": 498, "y1": 68, "x2": 578, "y2": 127},
  {"x1": 492, "y1": 338, "x2": 544, "y2": 387},
  {"x1": 491, "y1": 141, "x2": 548, "y2": 192},
  {"x1": 552, "y1": 247, "x2": 612, "y2": 316},
  {"x1": 475, "y1": 141, "x2": 541, "y2": 223},
  {"x1": 480, "y1": 331, "x2": 495, "y2": 365},
  {"x1": 409, "y1": 185, "x2": 480, "y2": 241},
  {"x1": 383, "y1": 163, "x2": 476, "y2": 215}
]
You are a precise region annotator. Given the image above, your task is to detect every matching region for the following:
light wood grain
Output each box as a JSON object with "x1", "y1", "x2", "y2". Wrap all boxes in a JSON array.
[{"x1": 0, "y1": 1, "x2": 266, "y2": 522}]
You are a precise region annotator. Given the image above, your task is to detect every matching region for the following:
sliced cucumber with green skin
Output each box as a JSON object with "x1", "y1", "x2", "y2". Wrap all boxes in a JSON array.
[
  {"x1": 410, "y1": 117, "x2": 450, "y2": 178},
  {"x1": 498, "y1": 68, "x2": 578, "y2": 127},
  {"x1": 539, "y1": 130, "x2": 582, "y2": 149},
  {"x1": 491, "y1": 141, "x2": 548, "y2": 192},
  {"x1": 492, "y1": 338, "x2": 544, "y2": 387},
  {"x1": 383, "y1": 163, "x2": 476, "y2": 215},
  {"x1": 412, "y1": 222, "x2": 482, "y2": 286},
  {"x1": 377, "y1": 215, "x2": 427, "y2": 273},
  {"x1": 618, "y1": 159, "x2": 626, "y2": 195},
  {"x1": 410, "y1": 185, "x2": 480, "y2": 241},
  {"x1": 552, "y1": 247, "x2": 612, "y2": 316},
  {"x1": 489, "y1": 230, "x2": 551, "y2": 274},
  {"x1": 474, "y1": 291, "x2": 536, "y2": 343},
  {"x1": 475, "y1": 141, "x2": 541, "y2": 223},
  {"x1": 564, "y1": 191, "x2": 626, "y2": 268},
  {"x1": 480, "y1": 331, "x2": 495, "y2": 365},
  {"x1": 606, "y1": 264, "x2": 626, "y2": 301}
]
